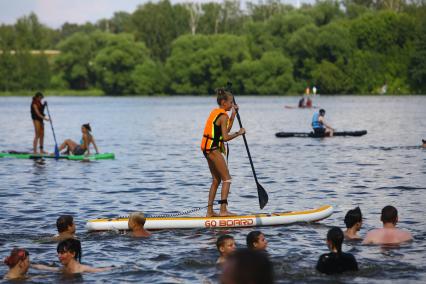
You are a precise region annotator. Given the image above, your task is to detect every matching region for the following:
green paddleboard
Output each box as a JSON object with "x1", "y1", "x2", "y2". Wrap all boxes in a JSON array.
[{"x1": 0, "y1": 152, "x2": 115, "y2": 160}]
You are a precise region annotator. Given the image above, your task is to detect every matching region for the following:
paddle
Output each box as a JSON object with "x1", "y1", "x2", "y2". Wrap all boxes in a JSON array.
[
  {"x1": 44, "y1": 102, "x2": 60, "y2": 159},
  {"x1": 226, "y1": 82, "x2": 268, "y2": 209}
]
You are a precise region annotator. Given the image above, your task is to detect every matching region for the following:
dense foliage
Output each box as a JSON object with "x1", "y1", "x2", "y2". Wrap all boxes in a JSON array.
[{"x1": 0, "y1": 0, "x2": 425, "y2": 95}]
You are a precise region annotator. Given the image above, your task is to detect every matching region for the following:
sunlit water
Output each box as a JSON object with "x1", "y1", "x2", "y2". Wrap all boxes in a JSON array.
[{"x1": 0, "y1": 96, "x2": 425, "y2": 283}]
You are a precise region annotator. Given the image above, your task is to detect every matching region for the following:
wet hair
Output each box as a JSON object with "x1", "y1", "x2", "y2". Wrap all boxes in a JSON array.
[
  {"x1": 56, "y1": 215, "x2": 74, "y2": 233},
  {"x1": 381, "y1": 205, "x2": 398, "y2": 224},
  {"x1": 216, "y1": 234, "x2": 234, "y2": 250},
  {"x1": 57, "y1": 239, "x2": 82, "y2": 263},
  {"x1": 128, "y1": 212, "x2": 146, "y2": 228},
  {"x1": 223, "y1": 248, "x2": 274, "y2": 284},
  {"x1": 327, "y1": 227, "x2": 344, "y2": 253},
  {"x1": 344, "y1": 207, "x2": 362, "y2": 228},
  {"x1": 319, "y1": 109, "x2": 326, "y2": 115},
  {"x1": 216, "y1": 87, "x2": 232, "y2": 106},
  {"x1": 246, "y1": 231, "x2": 263, "y2": 249},
  {"x1": 4, "y1": 248, "x2": 29, "y2": 268},
  {"x1": 82, "y1": 123, "x2": 92, "y2": 132}
]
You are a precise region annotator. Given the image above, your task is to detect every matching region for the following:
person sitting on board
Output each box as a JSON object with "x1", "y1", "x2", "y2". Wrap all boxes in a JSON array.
[
  {"x1": 344, "y1": 207, "x2": 363, "y2": 240},
  {"x1": 31, "y1": 92, "x2": 49, "y2": 154},
  {"x1": 128, "y1": 212, "x2": 151, "y2": 237},
  {"x1": 58, "y1": 123, "x2": 99, "y2": 156},
  {"x1": 311, "y1": 109, "x2": 334, "y2": 137},
  {"x1": 216, "y1": 235, "x2": 236, "y2": 264},
  {"x1": 298, "y1": 97, "x2": 305, "y2": 108},
  {"x1": 220, "y1": 248, "x2": 274, "y2": 284},
  {"x1": 362, "y1": 205, "x2": 412, "y2": 245},
  {"x1": 246, "y1": 231, "x2": 268, "y2": 251},
  {"x1": 201, "y1": 88, "x2": 245, "y2": 217},
  {"x1": 316, "y1": 227, "x2": 358, "y2": 275},
  {"x1": 52, "y1": 215, "x2": 76, "y2": 241},
  {"x1": 3, "y1": 248, "x2": 30, "y2": 280},
  {"x1": 32, "y1": 239, "x2": 112, "y2": 274}
]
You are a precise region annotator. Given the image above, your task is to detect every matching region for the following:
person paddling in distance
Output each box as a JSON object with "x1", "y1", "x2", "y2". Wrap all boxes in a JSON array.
[
  {"x1": 344, "y1": 207, "x2": 363, "y2": 240},
  {"x1": 3, "y1": 248, "x2": 30, "y2": 280},
  {"x1": 201, "y1": 88, "x2": 245, "y2": 217},
  {"x1": 58, "y1": 123, "x2": 99, "y2": 156},
  {"x1": 312, "y1": 109, "x2": 334, "y2": 137},
  {"x1": 32, "y1": 239, "x2": 112, "y2": 274},
  {"x1": 362, "y1": 205, "x2": 412, "y2": 245},
  {"x1": 128, "y1": 212, "x2": 152, "y2": 237},
  {"x1": 31, "y1": 92, "x2": 49, "y2": 154}
]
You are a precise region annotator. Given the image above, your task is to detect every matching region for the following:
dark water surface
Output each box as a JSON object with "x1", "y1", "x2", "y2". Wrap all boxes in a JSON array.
[{"x1": 0, "y1": 96, "x2": 425, "y2": 283}]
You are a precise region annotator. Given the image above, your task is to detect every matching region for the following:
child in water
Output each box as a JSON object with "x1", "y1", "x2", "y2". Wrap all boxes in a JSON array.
[
  {"x1": 216, "y1": 235, "x2": 236, "y2": 264},
  {"x1": 246, "y1": 231, "x2": 268, "y2": 251}
]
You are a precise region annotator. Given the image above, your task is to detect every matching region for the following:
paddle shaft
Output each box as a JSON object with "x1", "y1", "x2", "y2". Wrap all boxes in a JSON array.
[{"x1": 45, "y1": 103, "x2": 59, "y2": 148}]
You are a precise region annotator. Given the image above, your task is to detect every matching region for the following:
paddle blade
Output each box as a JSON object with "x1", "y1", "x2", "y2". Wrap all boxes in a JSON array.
[
  {"x1": 257, "y1": 182, "x2": 268, "y2": 209},
  {"x1": 54, "y1": 145, "x2": 60, "y2": 159}
]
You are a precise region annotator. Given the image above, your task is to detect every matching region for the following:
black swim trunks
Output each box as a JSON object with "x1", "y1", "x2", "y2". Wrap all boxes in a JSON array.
[
  {"x1": 313, "y1": 128, "x2": 326, "y2": 136},
  {"x1": 316, "y1": 252, "x2": 358, "y2": 274}
]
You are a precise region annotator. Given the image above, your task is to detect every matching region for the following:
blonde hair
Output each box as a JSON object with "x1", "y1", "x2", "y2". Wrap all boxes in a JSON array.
[{"x1": 128, "y1": 212, "x2": 146, "y2": 228}]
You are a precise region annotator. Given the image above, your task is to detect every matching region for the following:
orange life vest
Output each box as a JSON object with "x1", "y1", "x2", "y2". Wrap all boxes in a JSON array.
[{"x1": 201, "y1": 108, "x2": 229, "y2": 154}]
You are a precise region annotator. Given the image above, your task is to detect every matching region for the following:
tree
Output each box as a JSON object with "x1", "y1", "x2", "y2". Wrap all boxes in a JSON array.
[
  {"x1": 132, "y1": 60, "x2": 169, "y2": 95},
  {"x1": 311, "y1": 60, "x2": 351, "y2": 94}
]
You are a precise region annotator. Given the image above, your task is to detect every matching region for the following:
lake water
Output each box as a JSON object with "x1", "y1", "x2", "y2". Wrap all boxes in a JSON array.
[{"x1": 0, "y1": 96, "x2": 425, "y2": 283}]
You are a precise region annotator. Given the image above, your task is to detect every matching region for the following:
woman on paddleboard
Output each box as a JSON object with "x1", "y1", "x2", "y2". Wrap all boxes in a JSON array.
[
  {"x1": 31, "y1": 92, "x2": 49, "y2": 154},
  {"x1": 58, "y1": 123, "x2": 99, "y2": 155},
  {"x1": 201, "y1": 88, "x2": 245, "y2": 217}
]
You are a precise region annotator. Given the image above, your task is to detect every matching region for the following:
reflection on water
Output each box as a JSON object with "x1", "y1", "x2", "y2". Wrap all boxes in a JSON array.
[{"x1": 0, "y1": 96, "x2": 425, "y2": 283}]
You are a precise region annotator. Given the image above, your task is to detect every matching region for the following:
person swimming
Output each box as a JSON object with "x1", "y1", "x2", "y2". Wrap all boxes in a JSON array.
[
  {"x1": 344, "y1": 207, "x2": 363, "y2": 240},
  {"x1": 3, "y1": 248, "x2": 30, "y2": 280},
  {"x1": 32, "y1": 239, "x2": 112, "y2": 274},
  {"x1": 58, "y1": 123, "x2": 99, "y2": 156},
  {"x1": 31, "y1": 92, "x2": 49, "y2": 154},
  {"x1": 246, "y1": 231, "x2": 268, "y2": 251},
  {"x1": 316, "y1": 227, "x2": 358, "y2": 275},
  {"x1": 311, "y1": 109, "x2": 334, "y2": 137},
  {"x1": 362, "y1": 205, "x2": 412, "y2": 245},
  {"x1": 128, "y1": 212, "x2": 151, "y2": 237},
  {"x1": 216, "y1": 235, "x2": 236, "y2": 264},
  {"x1": 201, "y1": 88, "x2": 245, "y2": 217},
  {"x1": 52, "y1": 215, "x2": 76, "y2": 241}
]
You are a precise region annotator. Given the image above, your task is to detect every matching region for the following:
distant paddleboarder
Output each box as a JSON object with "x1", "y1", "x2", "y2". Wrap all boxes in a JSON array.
[
  {"x1": 58, "y1": 123, "x2": 99, "y2": 155},
  {"x1": 201, "y1": 88, "x2": 245, "y2": 217},
  {"x1": 312, "y1": 109, "x2": 334, "y2": 137},
  {"x1": 31, "y1": 92, "x2": 49, "y2": 154}
]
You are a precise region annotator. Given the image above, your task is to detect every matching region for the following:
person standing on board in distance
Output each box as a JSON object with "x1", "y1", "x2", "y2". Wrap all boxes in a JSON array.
[
  {"x1": 216, "y1": 235, "x2": 236, "y2": 264},
  {"x1": 344, "y1": 207, "x2": 363, "y2": 240},
  {"x1": 316, "y1": 227, "x2": 358, "y2": 275},
  {"x1": 31, "y1": 92, "x2": 49, "y2": 154},
  {"x1": 201, "y1": 88, "x2": 245, "y2": 217},
  {"x1": 128, "y1": 212, "x2": 152, "y2": 237},
  {"x1": 312, "y1": 109, "x2": 334, "y2": 137},
  {"x1": 58, "y1": 123, "x2": 99, "y2": 155},
  {"x1": 313, "y1": 85, "x2": 317, "y2": 96},
  {"x1": 53, "y1": 215, "x2": 77, "y2": 241},
  {"x1": 362, "y1": 205, "x2": 412, "y2": 245},
  {"x1": 3, "y1": 248, "x2": 30, "y2": 280},
  {"x1": 246, "y1": 231, "x2": 268, "y2": 251}
]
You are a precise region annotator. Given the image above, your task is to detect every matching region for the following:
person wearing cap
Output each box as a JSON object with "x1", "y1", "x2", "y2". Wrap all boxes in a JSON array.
[
  {"x1": 312, "y1": 109, "x2": 334, "y2": 137},
  {"x1": 31, "y1": 92, "x2": 49, "y2": 154}
]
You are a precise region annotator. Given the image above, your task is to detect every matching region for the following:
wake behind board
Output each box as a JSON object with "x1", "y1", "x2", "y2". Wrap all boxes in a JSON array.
[
  {"x1": 0, "y1": 151, "x2": 115, "y2": 160},
  {"x1": 86, "y1": 205, "x2": 333, "y2": 231},
  {"x1": 275, "y1": 130, "x2": 367, "y2": 138}
]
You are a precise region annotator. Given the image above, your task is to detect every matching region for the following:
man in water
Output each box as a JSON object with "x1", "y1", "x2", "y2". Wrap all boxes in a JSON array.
[
  {"x1": 362, "y1": 205, "x2": 412, "y2": 245},
  {"x1": 312, "y1": 109, "x2": 334, "y2": 137},
  {"x1": 316, "y1": 227, "x2": 358, "y2": 274},
  {"x1": 344, "y1": 207, "x2": 363, "y2": 240},
  {"x1": 216, "y1": 235, "x2": 236, "y2": 264},
  {"x1": 53, "y1": 215, "x2": 76, "y2": 241}
]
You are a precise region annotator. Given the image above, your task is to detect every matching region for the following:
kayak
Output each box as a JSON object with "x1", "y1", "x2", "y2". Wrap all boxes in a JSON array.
[
  {"x1": 275, "y1": 130, "x2": 367, "y2": 138},
  {"x1": 86, "y1": 205, "x2": 333, "y2": 231},
  {"x1": 0, "y1": 151, "x2": 115, "y2": 160}
]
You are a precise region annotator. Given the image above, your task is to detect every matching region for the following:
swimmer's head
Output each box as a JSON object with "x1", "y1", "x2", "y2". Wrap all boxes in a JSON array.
[
  {"x1": 319, "y1": 109, "x2": 326, "y2": 116},
  {"x1": 4, "y1": 248, "x2": 29, "y2": 270},
  {"x1": 128, "y1": 212, "x2": 146, "y2": 229},
  {"x1": 56, "y1": 215, "x2": 74, "y2": 233},
  {"x1": 216, "y1": 234, "x2": 236, "y2": 256},
  {"x1": 327, "y1": 227, "x2": 344, "y2": 253},
  {"x1": 246, "y1": 231, "x2": 267, "y2": 250},
  {"x1": 344, "y1": 207, "x2": 362, "y2": 229},
  {"x1": 57, "y1": 239, "x2": 82, "y2": 263},
  {"x1": 381, "y1": 205, "x2": 398, "y2": 225}
]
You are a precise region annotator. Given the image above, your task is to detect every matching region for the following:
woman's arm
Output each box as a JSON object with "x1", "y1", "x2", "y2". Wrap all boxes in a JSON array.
[
  {"x1": 33, "y1": 104, "x2": 48, "y2": 121},
  {"x1": 31, "y1": 264, "x2": 60, "y2": 272},
  {"x1": 81, "y1": 264, "x2": 112, "y2": 273},
  {"x1": 90, "y1": 137, "x2": 99, "y2": 154},
  {"x1": 227, "y1": 105, "x2": 238, "y2": 132},
  {"x1": 219, "y1": 116, "x2": 245, "y2": 142}
]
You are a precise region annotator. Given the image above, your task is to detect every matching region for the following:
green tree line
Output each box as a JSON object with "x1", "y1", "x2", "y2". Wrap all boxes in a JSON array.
[{"x1": 0, "y1": 0, "x2": 425, "y2": 95}]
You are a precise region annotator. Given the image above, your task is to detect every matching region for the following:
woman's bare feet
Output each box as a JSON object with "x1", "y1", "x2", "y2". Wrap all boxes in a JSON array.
[
  {"x1": 206, "y1": 211, "x2": 220, "y2": 217},
  {"x1": 219, "y1": 210, "x2": 236, "y2": 217}
]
